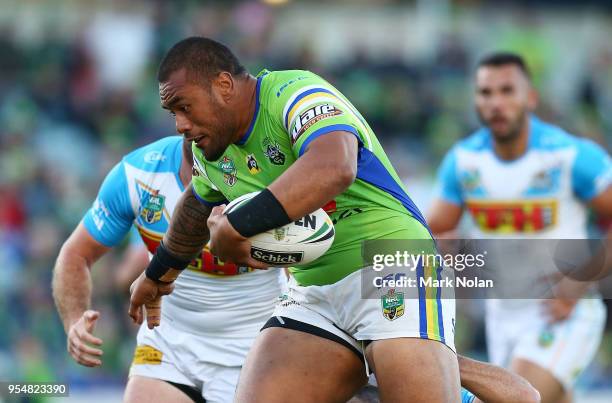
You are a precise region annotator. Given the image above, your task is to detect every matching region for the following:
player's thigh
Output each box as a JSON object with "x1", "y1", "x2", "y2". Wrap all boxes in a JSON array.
[
  {"x1": 511, "y1": 358, "x2": 566, "y2": 403},
  {"x1": 366, "y1": 338, "x2": 460, "y2": 403},
  {"x1": 235, "y1": 327, "x2": 368, "y2": 403},
  {"x1": 124, "y1": 375, "x2": 197, "y2": 403}
]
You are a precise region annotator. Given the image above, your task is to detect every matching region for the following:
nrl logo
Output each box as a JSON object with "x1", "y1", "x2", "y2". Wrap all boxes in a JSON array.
[
  {"x1": 538, "y1": 328, "x2": 554, "y2": 348},
  {"x1": 263, "y1": 137, "x2": 286, "y2": 165},
  {"x1": 140, "y1": 190, "x2": 165, "y2": 224},
  {"x1": 381, "y1": 289, "x2": 405, "y2": 321},
  {"x1": 461, "y1": 169, "x2": 482, "y2": 193},
  {"x1": 218, "y1": 156, "x2": 237, "y2": 186}
]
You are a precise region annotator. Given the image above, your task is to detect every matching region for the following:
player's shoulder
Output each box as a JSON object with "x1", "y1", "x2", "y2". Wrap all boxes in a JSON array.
[
  {"x1": 121, "y1": 136, "x2": 183, "y2": 173},
  {"x1": 454, "y1": 127, "x2": 491, "y2": 154},
  {"x1": 259, "y1": 69, "x2": 341, "y2": 128},
  {"x1": 529, "y1": 115, "x2": 581, "y2": 151},
  {"x1": 260, "y1": 69, "x2": 331, "y2": 102},
  {"x1": 529, "y1": 116, "x2": 611, "y2": 166}
]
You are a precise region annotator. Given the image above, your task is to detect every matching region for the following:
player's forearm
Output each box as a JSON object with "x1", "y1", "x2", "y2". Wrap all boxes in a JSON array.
[
  {"x1": 52, "y1": 247, "x2": 94, "y2": 333},
  {"x1": 555, "y1": 226, "x2": 612, "y2": 295},
  {"x1": 427, "y1": 199, "x2": 463, "y2": 235},
  {"x1": 269, "y1": 132, "x2": 357, "y2": 220},
  {"x1": 162, "y1": 184, "x2": 212, "y2": 260},
  {"x1": 458, "y1": 355, "x2": 540, "y2": 403}
]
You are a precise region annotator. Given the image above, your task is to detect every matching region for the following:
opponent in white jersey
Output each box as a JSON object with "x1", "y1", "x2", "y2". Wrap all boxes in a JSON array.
[
  {"x1": 53, "y1": 136, "x2": 283, "y2": 403},
  {"x1": 429, "y1": 53, "x2": 612, "y2": 403}
]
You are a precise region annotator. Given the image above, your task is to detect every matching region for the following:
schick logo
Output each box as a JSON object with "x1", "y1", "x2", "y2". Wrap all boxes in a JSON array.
[
  {"x1": 251, "y1": 247, "x2": 304, "y2": 264},
  {"x1": 295, "y1": 215, "x2": 316, "y2": 230}
]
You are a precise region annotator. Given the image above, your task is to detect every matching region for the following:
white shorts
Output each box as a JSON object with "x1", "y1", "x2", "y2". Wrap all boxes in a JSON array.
[
  {"x1": 486, "y1": 297, "x2": 606, "y2": 390},
  {"x1": 267, "y1": 268, "x2": 456, "y2": 363},
  {"x1": 129, "y1": 269, "x2": 284, "y2": 402},
  {"x1": 129, "y1": 339, "x2": 239, "y2": 403}
]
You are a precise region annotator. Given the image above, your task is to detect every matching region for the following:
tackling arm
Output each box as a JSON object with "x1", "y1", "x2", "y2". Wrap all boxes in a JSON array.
[
  {"x1": 458, "y1": 355, "x2": 540, "y2": 403},
  {"x1": 542, "y1": 185, "x2": 612, "y2": 322},
  {"x1": 52, "y1": 222, "x2": 111, "y2": 366},
  {"x1": 162, "y1": 183, "x2": 212, "y2": 261},
  {"x1": 427, "y1": 199, "x2": 463, "y2": 235},
  {"x1": 128, "y1": 184, "x2": 212, "y2": 326},
  {"x1": 53, "y1": 222, "x2": 110, "y2": 332},
  {"x1": 590, "y1": 185, "x2": 612, "y2": 280}
]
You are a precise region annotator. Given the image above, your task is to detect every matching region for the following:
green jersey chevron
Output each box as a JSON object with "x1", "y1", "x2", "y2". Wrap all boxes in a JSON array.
[{"x1": 192, "y1": 69, "x2": 432, "y2": 286}]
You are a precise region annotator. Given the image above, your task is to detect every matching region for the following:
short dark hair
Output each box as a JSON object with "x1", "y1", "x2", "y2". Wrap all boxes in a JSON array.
[
  {"x1": 157, "y1": 37, "x2": 247, "y2": 85},
  {"x1": 477, "y1": 52, "x2": 531, "y2": 79}
]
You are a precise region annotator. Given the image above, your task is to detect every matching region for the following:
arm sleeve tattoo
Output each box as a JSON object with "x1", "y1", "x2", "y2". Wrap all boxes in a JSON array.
[{"x1": 162, "y1": 184, "x2": 212, "y2": 261}]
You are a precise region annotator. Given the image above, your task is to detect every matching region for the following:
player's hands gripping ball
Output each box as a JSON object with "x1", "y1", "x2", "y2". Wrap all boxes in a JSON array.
[{"x1": 207, "y1": 205, "x2": 268, "y2": 269}]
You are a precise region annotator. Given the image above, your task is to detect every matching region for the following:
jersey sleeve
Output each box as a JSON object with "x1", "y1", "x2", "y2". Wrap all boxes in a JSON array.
[
  {"x1": 571, "y1": 138, "x2": 612, "y2": 201},
  {"x1": 276, "y1": 74, "x2": 369, "y2": 158},
  {"x1": 436, "y1": 148, "x2": 463, "y2": 205},
  {"x1": 461, "y1": 389, "x2": 476, "y2": 403},
  {"x1": 191, "y1": 145, "x2": 228, "y2": 206},
  {"x1": 82, "y1": 162, "x2": 135, "y2": 247},
  {"x1": 128, "y1": 225, "x2": 144, "y2": 246}
]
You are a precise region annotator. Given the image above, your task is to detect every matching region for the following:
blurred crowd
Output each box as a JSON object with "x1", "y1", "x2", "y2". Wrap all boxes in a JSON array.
[{"x1": 0, "y1": 0, "x2": 611, "y2": 394}]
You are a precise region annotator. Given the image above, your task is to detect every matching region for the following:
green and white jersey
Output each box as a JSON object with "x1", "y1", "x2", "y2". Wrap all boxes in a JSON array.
[{"x1": 192, "y1": 69, "x2": 432, "y2": 286}]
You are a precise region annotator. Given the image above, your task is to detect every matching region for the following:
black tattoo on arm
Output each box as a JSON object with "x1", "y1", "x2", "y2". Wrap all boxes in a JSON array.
[{"x1": 163, "y1": 184, "x2": 211, "y2": 260}]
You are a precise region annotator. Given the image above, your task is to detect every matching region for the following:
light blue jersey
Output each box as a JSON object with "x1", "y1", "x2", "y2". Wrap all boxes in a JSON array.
[
  {"x1": 82, "y1": 135, "x2": 251, "y2": 276},
  {"x1": 438, "y1": 116, "x2": 610, "y2": 389},
  {"x1": 437, "y1": 115, "x2": 612, "y2": 237}
]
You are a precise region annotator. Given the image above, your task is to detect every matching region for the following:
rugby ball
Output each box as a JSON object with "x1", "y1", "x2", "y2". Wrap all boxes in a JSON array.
[{"x1": 223, "y1": 192, "x2": 335, "y2": 266}]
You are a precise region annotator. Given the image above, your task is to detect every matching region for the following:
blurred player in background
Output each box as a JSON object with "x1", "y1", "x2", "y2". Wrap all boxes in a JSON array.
[
  {"x1": 129, "y1": 37, "x2": 460, "y2": 403},
  {"x1": 428, "y1": 52, "x2": 612, "y2": 403},
  {"x1": 53, "y1": 136, "x2": 284, "y2": 403}
]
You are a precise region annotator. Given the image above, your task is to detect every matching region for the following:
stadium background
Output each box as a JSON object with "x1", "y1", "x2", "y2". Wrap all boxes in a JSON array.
[{"x1": 0, "y1": 0, "x2": 611, "y2": 401}]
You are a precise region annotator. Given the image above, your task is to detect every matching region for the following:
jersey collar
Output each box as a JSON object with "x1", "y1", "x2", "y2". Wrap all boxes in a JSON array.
[{"x1": 236, "y1": 72, "x2": 267, "y2": 145}]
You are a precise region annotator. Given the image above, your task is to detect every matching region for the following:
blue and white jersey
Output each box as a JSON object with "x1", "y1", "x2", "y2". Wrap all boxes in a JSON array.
[
  {"x1": 438, "y1": 116, "x2": 612, "y2": 238},
  {"x1": 82, "y1": 136, "x2": 282, "y2": 351},
  {"x1": 83, "y1": 136, "x2": 251, "y2": 275},
  {"x1": 84, "y1": 136, "x2": 183, "y2": 249}
]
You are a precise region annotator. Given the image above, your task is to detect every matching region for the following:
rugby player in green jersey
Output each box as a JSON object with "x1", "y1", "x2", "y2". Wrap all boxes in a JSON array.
[{"x1": 129, "y1": 37, "x2": 459, "y2": 402}]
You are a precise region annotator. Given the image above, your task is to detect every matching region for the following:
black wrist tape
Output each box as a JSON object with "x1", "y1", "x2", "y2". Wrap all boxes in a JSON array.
[
  {"x1": 226, "y1": 188, "x2": 291, "y2": 238},
  {"x1": 145, "y1": 241, "x2": 192, "y2": 282}
]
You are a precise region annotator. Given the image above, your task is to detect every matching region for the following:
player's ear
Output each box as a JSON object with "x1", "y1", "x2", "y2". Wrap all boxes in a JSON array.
[{"x1": 213, "y1": 72, "x2": 234, "y2": 102}]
